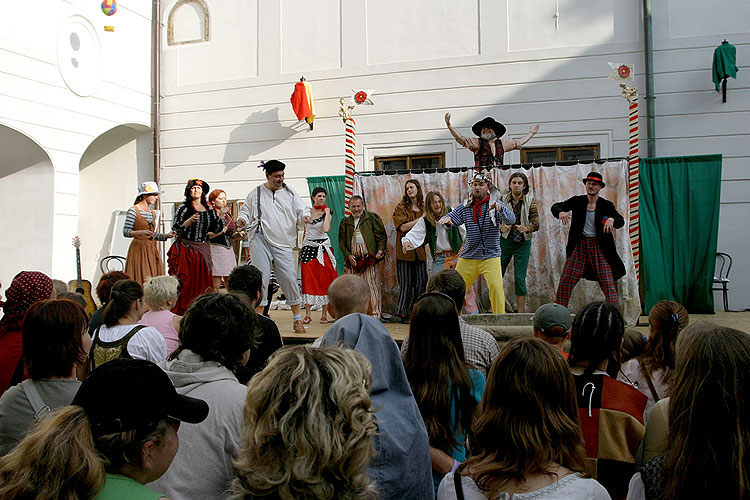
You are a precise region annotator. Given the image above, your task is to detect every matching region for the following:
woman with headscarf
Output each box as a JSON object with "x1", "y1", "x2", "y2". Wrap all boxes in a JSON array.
[
  {"x1": 0, "y1": 271, "x2": 54, "y2": 397},
  {"x1": 321, "y1": 305, "x2": 434, "y2": 499},
  {"x1": 123, "y1": 181, "x2": 175, "y2": 286},
  {"x1": 168, "y1": 178, "x2": 224, "y2": 314}
]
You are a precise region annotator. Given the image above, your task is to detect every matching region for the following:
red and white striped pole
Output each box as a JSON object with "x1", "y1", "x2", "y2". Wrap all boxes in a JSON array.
[
  {"x1": 344, "y1": 117, "x2": 356, "y2": 216},
  {"x1": 621, "y1": 84, "x2": 640, "y2": 278}
]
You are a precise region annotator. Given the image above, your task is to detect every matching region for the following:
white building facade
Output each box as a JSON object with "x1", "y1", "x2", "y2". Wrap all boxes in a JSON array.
[{"x1": 1, "y1": 0, "x2": 748, "y2": 310}]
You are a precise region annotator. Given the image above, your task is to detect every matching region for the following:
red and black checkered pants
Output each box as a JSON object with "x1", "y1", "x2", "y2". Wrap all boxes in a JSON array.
[{"x1": 555, "y1": 236, "x2": 619, "y2": 307}]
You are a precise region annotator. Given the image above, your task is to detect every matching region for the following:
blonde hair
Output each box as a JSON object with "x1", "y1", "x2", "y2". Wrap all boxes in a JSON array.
[
  {"x1": 230, "y1": 346, "x2": 378, "y2": 500},
  {"x1": 0, "y1": 406, "x2": 105, "y2": 500},
  {"x1": 143, "y1": 275, "x2": 179, "y2": 311}
]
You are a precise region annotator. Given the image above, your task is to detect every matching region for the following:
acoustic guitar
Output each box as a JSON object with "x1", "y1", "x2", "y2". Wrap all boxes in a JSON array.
[{"x1": 68, "y1": 237, "x2": 97, "y2": 317}]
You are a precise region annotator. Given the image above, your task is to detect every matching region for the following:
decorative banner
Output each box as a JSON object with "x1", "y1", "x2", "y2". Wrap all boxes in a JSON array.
[
  {"x1": 101, "y1": 0, "x2": 117, "y2": 16},
  {"x1": 351, "y1": 89, "x2": 374, "y2": 105},
  {"x1": 290, "y1": 80, "x2": 315, "y2": 130},
  {"x1": 620, "y1": 84, "x2": 640, "y2": 279},
  {"x1": 343, "y1": 117, "x2": 356, "y2": 216},
  {"x1": 608, "y1": 62, "x2": 634, "y2": 82}
]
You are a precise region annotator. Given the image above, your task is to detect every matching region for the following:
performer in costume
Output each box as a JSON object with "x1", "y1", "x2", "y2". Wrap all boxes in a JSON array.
[
  {"x1": 439, "y1": 173, "x2": 516, "y2": 314},
  {"x1": 338, "y1": 195, "x2": 387, "y2": 320},
  {"x1": 444, "y1": 112, "x2": 539, "y2": 170},
  {"x1": 392, "y1": 179, "x2": 428, "y2": 323},
  {"x1": 207, "y1": 189, "x2": 241, "y2": 289},
  {"x1": 551, "y1": 171, "x2": 625, "y2": 307},
  {"x1": 499, "y1": 172, "x2": 539, "y2": 313},
  {"x1": 403, "y1": 191, "x2": 464, "y2": 274},
  {"x1": 168, "y1": 178, "x2": 223, "y2": 315},
  {"x1": 236, "y1": 160, "x2": 308, "y2": 333},
  {"x1": 123, "y1": 182, "x2": 175, "y2": 286},
  {"x1": 300, "y1": 187, "x2": 338, "y2": 324}
]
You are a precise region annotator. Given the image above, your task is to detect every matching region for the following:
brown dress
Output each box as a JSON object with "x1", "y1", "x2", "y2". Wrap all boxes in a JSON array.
[{"x1": 125, "y1": 207, "x2": 164, "y2": 285}]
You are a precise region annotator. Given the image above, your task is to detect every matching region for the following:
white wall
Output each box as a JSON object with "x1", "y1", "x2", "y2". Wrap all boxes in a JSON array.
[
  {"x1": 0, "y1": 125, "x2": 55, "y2": 289},
  {"x1": 0, "y1": 0, "x2": 153, "y2": 291},
  {"x1": 650, "y1": 0, "x2": 750, "y2": 310},
  {"x1": 157, "y1": 0, "x2": 749, "y2": 310},
  {"x1": 79, "y1": 125, "x2": 154, "y2": 285}
]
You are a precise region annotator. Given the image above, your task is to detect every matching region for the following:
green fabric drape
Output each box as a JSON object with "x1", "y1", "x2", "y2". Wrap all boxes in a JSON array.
[
  {"x1": 306, "y1": 176, "x2": 346, "y2": 274},
  {"x1": 640, "y1": 155, "x2": 722, "y2": 313}
]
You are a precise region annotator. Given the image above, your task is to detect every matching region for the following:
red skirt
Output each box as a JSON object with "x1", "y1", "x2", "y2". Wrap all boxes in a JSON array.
[
  {"x1": 167, "y1": 240, "x2": 212, "y2": 315},
  {"x1": 301, "y1": 252, "x2": 338, "y2": 306}
]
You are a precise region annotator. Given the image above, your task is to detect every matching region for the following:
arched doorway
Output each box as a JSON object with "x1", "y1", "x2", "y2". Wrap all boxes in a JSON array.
[
  {"x1": 78, "y1": 124, "x2": 153, "y2": 288},
  {"x1": 0, "y1": 125, "x2": 55, "y2": 293}
]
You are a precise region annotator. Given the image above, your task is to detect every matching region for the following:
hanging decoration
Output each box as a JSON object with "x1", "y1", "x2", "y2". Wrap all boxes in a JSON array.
[
  {"x1": 608, "y1": 62, "x2": 634, "y2": 83},
  {"x1": 351, "y1": 89, "x2": 374, "y2": 105},
  {"x1": 339, "y1": 98, "x2": 356, "y2": 215},
  {"x1": 290, "y1": 77, "x2": 316, "y2": 130},
  {"x1": 712, "y1": 40, "x2": 737, "y2": 103},
  {"x1": 101, "y1": 0, "x2": 118, "y2": 16},
  {"x1": 620, "y1": 83, "x2": 640, "y2": 279}
]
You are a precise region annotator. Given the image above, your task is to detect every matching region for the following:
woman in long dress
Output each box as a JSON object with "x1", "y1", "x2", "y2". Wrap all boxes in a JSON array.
[
  {"x1": 300, "y1": 187, "x2": 337, "y2": 324},
  {"x1": 123, "y1": 182, "x2": 175, "y2": 285},
  {"x1": 167, "y1": 179, "x2": 223, "y2": 314}
]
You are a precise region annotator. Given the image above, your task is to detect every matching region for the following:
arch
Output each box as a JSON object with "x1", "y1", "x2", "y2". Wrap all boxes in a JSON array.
[
  {"x1": 0, "y1": 123, "x2": 55, "y2": 292},
  {"x1": 167, "y1": 0, "x2": 210, "y2": 46},
  {"x1": 78, "y1": 124, "x2": 155, "y2": 288}
]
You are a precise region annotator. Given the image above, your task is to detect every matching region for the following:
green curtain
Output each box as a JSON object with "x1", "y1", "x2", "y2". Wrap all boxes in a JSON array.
[
  {"x1": 306, "y1": 176, "x2": 346, "y2": 274},
  {"x1": 640, "y1": 155, "x2": 722, "y2": 313}
]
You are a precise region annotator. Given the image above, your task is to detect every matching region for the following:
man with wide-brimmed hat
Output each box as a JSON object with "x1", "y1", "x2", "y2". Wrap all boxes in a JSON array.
[
  {"x1": 445, "y1": 113, "x2": 540, "y2": 169},
  {"x1": 551, "y1": 171, "x2": 626, "y2": 307},
  {"x1": 237, "y1": 160, "x2": 308, "y2": 333},
  {"x1": 438, "y1": 172, "x2": 516, "y2": 313}
]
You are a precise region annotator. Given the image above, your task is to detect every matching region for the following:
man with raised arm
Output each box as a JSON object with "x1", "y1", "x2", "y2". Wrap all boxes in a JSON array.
[{"x1": 445, "y1": 113, "x2": 540, "y2": 170}]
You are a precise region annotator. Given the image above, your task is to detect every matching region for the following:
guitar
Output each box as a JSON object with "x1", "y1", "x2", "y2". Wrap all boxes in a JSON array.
[{"x1": 68, "y1": 237, "x2": 97, "y2": 317}]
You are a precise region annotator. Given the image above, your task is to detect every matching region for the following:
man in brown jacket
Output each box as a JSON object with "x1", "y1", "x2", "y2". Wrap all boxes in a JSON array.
[{"x1": 338, "y1": 196, "x2": 387, "y2": 319}]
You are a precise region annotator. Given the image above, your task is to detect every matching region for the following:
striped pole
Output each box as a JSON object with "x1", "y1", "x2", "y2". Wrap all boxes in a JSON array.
[
  {"x1": 344, "y1": 116, "x2": 356, "y2": 216},
  {"x1": 622, "y1": 85, "x2": 640, "y2": 278}
]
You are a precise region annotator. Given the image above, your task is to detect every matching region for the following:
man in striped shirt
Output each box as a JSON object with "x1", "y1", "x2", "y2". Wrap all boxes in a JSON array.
[{"x1": 439, "y1": 173, "x2": 516, "y2": 313}]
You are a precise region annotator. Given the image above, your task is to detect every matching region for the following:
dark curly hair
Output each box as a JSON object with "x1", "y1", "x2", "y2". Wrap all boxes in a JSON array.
[{"x1": 170, "y1": 293, "x2": 258, "y2": 373}]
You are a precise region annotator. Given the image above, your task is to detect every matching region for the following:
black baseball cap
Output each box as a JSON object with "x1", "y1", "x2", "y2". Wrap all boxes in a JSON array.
[{"x1": 72, "y1": 358, "x2": 209, "y2": 436}]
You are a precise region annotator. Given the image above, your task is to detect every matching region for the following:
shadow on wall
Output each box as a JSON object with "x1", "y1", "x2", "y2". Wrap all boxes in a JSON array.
[{"x1": 222, "y1": 107, "x2": 299, "y2": 172}]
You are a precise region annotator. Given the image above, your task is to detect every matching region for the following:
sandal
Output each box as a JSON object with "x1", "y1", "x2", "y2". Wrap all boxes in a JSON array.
[
  {"x1": 302, "y1": 315, "x2": 312, "y2": 324},
  {"x1": 320, "y1": 317, "x2": 329, "y2": 324}
]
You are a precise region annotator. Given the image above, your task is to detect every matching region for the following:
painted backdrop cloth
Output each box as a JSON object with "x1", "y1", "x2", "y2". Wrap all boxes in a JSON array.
[{"x1": 355, "y1": 160, "x2": 640, "y2": 324}]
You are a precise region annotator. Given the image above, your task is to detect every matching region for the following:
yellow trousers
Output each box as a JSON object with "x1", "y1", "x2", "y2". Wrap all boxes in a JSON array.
[{"x1": 455, "y1": 257, "x2": 506, "y2": 314}]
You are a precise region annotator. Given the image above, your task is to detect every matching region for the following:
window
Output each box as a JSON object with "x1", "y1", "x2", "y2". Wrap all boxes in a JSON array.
[
  {"x1": 374, "y1": 153, "x2": 445, "y2": 172},
  {"x1": 167, "y1": 0, "x2": 210, "y2": 46},
  {"x1": 521, "y1": 145, "x2": 600, "y2": 164}
]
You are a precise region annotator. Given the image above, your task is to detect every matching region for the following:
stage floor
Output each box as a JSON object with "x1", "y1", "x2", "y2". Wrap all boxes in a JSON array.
[{"x1": 272, "y1": 309, "x2": 749, "y2": 346}]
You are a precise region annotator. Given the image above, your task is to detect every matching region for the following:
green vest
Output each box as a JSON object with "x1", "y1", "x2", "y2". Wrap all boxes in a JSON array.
[{"x1": 424, "y1": 211, "x2": 463, "y2": 258}]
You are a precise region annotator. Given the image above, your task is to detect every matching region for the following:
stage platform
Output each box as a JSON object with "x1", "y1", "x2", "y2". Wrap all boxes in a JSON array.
[{"x1": 273, "y1": 309, "x2": 749, "y2": 347}]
